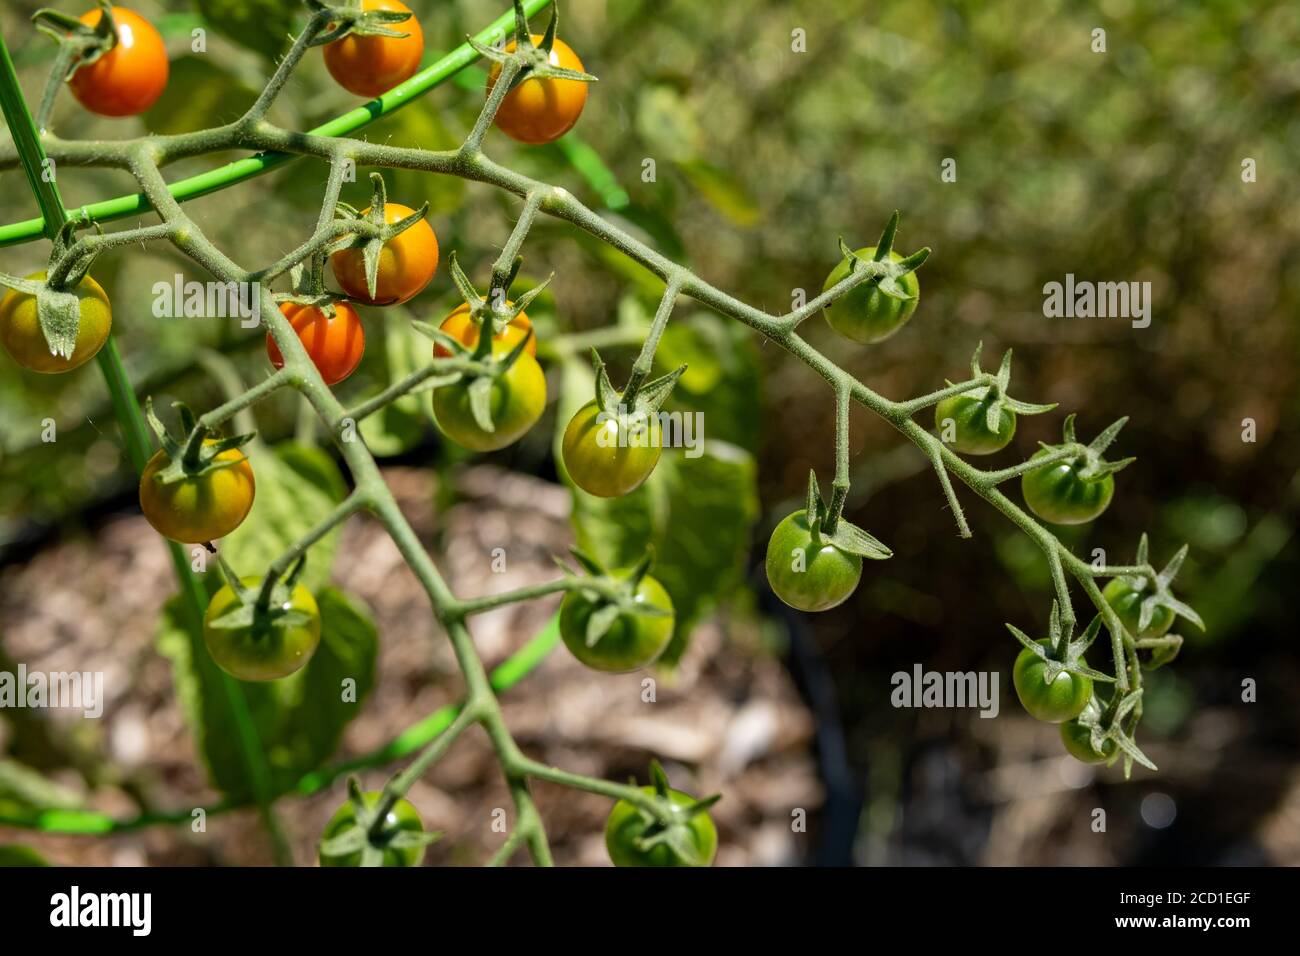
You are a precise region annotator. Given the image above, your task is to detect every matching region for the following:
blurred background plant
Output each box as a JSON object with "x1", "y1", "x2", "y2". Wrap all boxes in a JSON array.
[{"x1": 0, "y1": 0, "x2": 1296, "y2": 865}]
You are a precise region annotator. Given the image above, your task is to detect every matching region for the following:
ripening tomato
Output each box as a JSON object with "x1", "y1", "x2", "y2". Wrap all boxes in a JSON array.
[
  {"x1": 0, "y1": 271, "x2": 111, "y2": 373},
  {"x1": 431, "y1": 338, "x2": 546, "y2": 451},
  {"x1": 322, "y1": 0, "x2": 425, "y2": 98},
  {"x1": 433, "y1": 299, "x2": 535, "y2": 358},
  {"x1": 203, "y1": 576, "x2": 321, "y2": 681},
  {"x1": 319, "y1": 791, "x2": 427, "y2": 868},
  {"x1": 138, "y1": 440, "x2": 255, "y2": 543},
  {"x1": 487, "y1": 36, "x2": 589, "y2": 144},
  {"x1": 67, "y1": 7, "x2": 169, "y2": 117},
  {"x1": 934, "y1": 393, "x2": 1016, "y2": 455},
  {"x1": 331, "y1": 203, "x2": 438, "y2": 306},
  {"x1": 561, "y1": 400, "x2": 662, "y2": 498},
  {"x1": 267, "y1": 302, "x2": 365, "y2": 386},
  {"x1": 1012, "y1": 640, "x2": 1092, "y2": 723},
  {"x1": 1021, "y1": 450, "x2": 1115, "y2": 525},
  {"x1": 764, "y1": 510, "x2": 862, "y2": 612},
  {"x1": 605, "y1": 787, "x2": 718, "y2": 868},
  {"x1": 559, "y1": 571, "x2": 675, "y2": 672}
]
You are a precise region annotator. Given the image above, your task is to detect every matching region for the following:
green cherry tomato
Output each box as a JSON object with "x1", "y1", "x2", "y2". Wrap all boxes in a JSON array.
[
  {"x1": 319, "y1": 791, "x2": 426, "y2": 868},
  {"x1": 0, "y1": 271, "x2": 112, "y2": 373},
  {"x1": 431, "y1": 339, "x2": 546, "y2": 452},
  {"x1": 1060, "y1": 719, "x2": 1116, "y2": 764},
  {"x1": 1020, "y1": 449, "x2": 1115, "y2": 525},
  {"x1": 138, "y1": 440, "x2": 256, "y2": 543},
  {"x1": 605, "y1": 786, "x2": 718, "y2": 868},
  {"x1": 1102, "y1": 577, "x2": 1174, "y2": 639},
  {"x1": 934, "y1": 394, "x2": 1016, "y2": 455},
  {"x1": 822, "y1": 247, "x2": 919, "y2": 345},
  {"x1": 561, "y1": 400, "x2": 662, "y2": 497},
  {"x1": 1012, "y1": 639, "x2": 1092, "y2": 723},
  {"x1": 560, "y1": 572, "x2": 675, "y2": 672},
  {"x1": 203, "y1": 577, "x2": 321, "y2": 681},
  {"x1": 764, "y1": 510, "x2": 862, "y2": 612}
]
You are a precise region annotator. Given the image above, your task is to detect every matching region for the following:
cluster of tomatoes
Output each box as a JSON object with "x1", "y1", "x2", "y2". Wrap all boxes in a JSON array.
[{"x1": 1, "y1": 2, "x2": 722, "y2": 867}]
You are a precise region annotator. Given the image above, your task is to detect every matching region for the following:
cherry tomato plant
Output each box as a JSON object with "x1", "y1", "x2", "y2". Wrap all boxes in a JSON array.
[{"x1": 0, "y1": 0, "x2": 1204, "y2": 866}]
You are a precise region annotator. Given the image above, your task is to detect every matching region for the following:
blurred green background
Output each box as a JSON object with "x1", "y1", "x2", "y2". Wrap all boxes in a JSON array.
[{"x1": 1, "y1": 0, "x2": 1297, "y2": 865}]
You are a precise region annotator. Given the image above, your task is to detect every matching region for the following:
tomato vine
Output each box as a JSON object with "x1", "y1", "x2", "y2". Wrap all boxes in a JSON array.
[{"x1": 0, "y1": 0, "x2": 1202, "y2": 864}]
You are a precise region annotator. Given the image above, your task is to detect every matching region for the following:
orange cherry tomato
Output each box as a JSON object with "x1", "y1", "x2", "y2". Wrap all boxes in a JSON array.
[
  {"x1": 139, "y1": 440, "x2": 255, "y2": 544},
  {"x1": 267, "y1": 302, "x2": 365, "y2": 386},
  {"x1": 434, "y1": 299, "x2": 535, "y2": 358},
  {"x1": 322, "y1": 0, "x2": 424, "y2": 99},
  {"x1": 330, "y1": 202, "x2": 439, "y2": 306},
  {"x1": 67, "y1": 7, "x2": 169, "y2": 117},
  {"x1": 487, "y1": 36, "x2": 589, "y2": 144}
]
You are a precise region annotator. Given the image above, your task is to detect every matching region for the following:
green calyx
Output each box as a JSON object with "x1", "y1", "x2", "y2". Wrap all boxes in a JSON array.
[
  {"x1": 307, "y1": 0, "x2": 416, "y2": 46},
  {"x1": 588, "y1": 347, "x2": 684, "y2": 430},
  {"x1": 558, "y1": 548, "x2": 669, "y2": 649},
  {"x1": 1039, "y1": 413, "x2": 1136, "y2": 482},
  {"x1": 469, "y1": 0, "x2": 599, "y2": 87},
  {"x1": 144, "y1": 398, "x2": 254, "y2": 484},
  {"x1": 834, "y1": 210, "x2": 931, "y2": 303},
  {"x1": 32, "y1": 0, "x2": 119, "y2": 78},
  {"x1": 210, "y1": 555, "x2": 313, "y2": 636},
  {"x1": 329, "y1": 173, "x2": 430, "y2": 303},
  {"x1": 317, "y1": 778, "x2": 441, "y2": 867},
  {"x1": 803, "y1": 470, "x2": 891, "y2": 560},
  {"x1": 944, "y1": 341, "x2": 1057, "y2": 435},
  {"x1": 624, "y1": 761, "x2": 720, "y2": 866},
  {"x1": 1007, "y1": 601, "x2": 1114, "y2": 685}
]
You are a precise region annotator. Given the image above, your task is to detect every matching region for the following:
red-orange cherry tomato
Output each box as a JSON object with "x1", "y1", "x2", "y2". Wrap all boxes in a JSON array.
[
  {"x1": 434, "y1": 299, "x2": 535, "y2": 358},
  {"x1": 267, "y1": 302, "x2": 365, "y2": 386},
  {"x1": 67, "y1": 7, "x2": 169, "y2": 117},
  {"x1": 322, "y1": 0, "x2": 424, "y2": 98},
  {"x1": 330, "y1": 203, "x2": 438, "y2": 306},
  {"x1": 487, "y1": 36, "x2": 589, "y2": 144}
]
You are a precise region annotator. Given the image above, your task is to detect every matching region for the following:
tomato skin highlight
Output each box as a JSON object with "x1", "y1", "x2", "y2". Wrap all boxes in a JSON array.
[
  {"x1": 561, "y1": 400, "x2": 662, "y2": 498},
  {"x1": 487, "y1": 36, "x2": 589, "y2": 144},
  {"x1": 203, "y1": 576, "x2": 321, "y2": 681},
  {"x1": 319, "y1": 791, "x2": 426, "y2": 868},
  {"x1": 605, "y1": 787, "x2": 718, "y2": 867},
  {"x1": 431, "y1": 338, "x2": 546, "y2": 452},
  {"x1": 267, "y1": 302, "x2": 365, "y2": 386},
  {"x1": 1102, "y1": 577, "x2": 1174, "y2": 639},
  {"x1": 0, "y1": 271, "x2": 111, "y2": 374},
  {"x1": 1012, "y1": 639, "x2": 1092, "y2": 723},
  {"x1": 322, "y1": 0, "x2": 424, "y2": 98},
  {"x1": 138, "y1": 441, "x2": 255, "y2": 543},
  {"x1": 559, "y1": 572, "x2": 675, "y2": 672},
  {"x1": 822, "y1": 247, "x2": 919, "y2": 344},
  {"x1": 934, "y1": 393, "x2": 1016, "y2": 455},
  {"x1": 764, "y1": 510, "x2": 862, "y2": 612},
  {"x1": 330, "y1": 202, "x2": 438, "y2": 306},
  {"x1": 1020, "y1": 449, "x2": 1115, "y2": 525},
  {"x1": 1060, "y1": 719, "x2": 1116, "y2": 764},
  {"x1": 434, "y1": 300, "x2": 535, "y2": 358},
  {"x1": 67, "y1": 7, "x2": 169, "y2": 117}
]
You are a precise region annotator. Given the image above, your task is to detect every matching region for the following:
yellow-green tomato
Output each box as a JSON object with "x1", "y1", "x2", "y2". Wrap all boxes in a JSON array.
[
  {"x1": 431, "y1": 339, "x2": 546, "y2": 452},
  {"x1": 561, "y1": 400, "x2": 662, "y2": 497},
  {"x1": 203, "y1": 577, "x2": 321, "y2": 681},
  {"x1": 319, "y1": 791, "x2": 426, "y2": 868},
  {"x1": 605, "y1": 786, "x2": 718, "y2": 867},
  {"x1": 560, "y1": 573, "x2": 675, "y2": 672},
  {"x1": 764, "y1": 510, "x2": 862, "y2": 612},
  {"x1": 138, "y1": 441, "x2": 256, "y2": 543},
  {"x1": 822, "y1": 247, "x2": 919, "y2": 345},
  {"x1": 0, "y1": 271, "x2": 111, "y2": 373}
]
